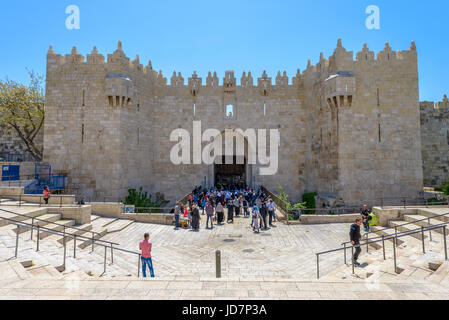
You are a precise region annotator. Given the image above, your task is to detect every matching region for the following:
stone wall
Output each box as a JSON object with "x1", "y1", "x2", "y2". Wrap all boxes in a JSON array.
[
  {"x1": 420, "y1": 95, "x2": 449, "y2": 187},
  {"x1": 43, "y1": 40, "x2": 424, "y2": 207}
]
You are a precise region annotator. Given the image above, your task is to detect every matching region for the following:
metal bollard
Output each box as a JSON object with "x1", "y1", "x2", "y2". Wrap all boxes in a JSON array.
[{"x1": 216, "y1": 250, "x2": 221, "y2": 278}]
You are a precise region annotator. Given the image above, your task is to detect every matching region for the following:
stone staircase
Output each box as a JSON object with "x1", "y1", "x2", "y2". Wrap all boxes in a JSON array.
[
  {"x1": 0, "y1": 195, "x2": 136, "y2": 278},
  {"x1": 321, "y1": 209, "x2": 449, "y2": 282}
]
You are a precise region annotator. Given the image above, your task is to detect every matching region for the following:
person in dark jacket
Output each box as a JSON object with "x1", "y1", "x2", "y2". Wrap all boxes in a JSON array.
[
  {"x1": 227, "y1": 198, "x2": 234, "y2": 223},
  {"x1": 350, "y1": 218, "x2": 363, "y2": 266},
  {"x1": 191, "y1": 203, "x2": 200, "y2": 231},
  {"x1": 260, "y1": 203, "x2": 268, "y2": 230}
]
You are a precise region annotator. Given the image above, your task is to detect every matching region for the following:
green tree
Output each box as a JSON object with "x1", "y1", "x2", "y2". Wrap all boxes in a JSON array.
[
  {"x1": 0, "y1": 70, "x2": 45, "y2": 161},
  {"x1": 278, "y1": 184, "x2": 306, "y2": 211}
]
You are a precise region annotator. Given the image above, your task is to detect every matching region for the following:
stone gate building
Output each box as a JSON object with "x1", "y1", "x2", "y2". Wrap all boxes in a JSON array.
[{"x1": 43, "y1": 39, "x2": 428, "y2": 205}]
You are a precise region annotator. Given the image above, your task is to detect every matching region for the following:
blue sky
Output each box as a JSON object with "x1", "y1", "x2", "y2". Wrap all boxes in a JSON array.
[{"x1": 0, "y1": 0, "x2": 447, "y2": 101}]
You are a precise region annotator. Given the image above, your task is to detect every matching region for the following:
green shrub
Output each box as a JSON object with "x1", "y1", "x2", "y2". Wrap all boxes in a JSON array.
[
  {"x1": 123, "y1": 187, "x2": 166, "y2": 213},
  {"x1": 277, "y1": 184, "x2": 306, "y2": 218},
  {"x1": 442, "y1": 182, "x2": 449, "y2": 196},
  {"x1": 302, "y1": 192, "x2": 317, "y2": 215}
]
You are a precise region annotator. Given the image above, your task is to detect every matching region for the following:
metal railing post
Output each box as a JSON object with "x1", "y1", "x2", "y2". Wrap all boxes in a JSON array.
[
  {"x1": 351, "y1": 246, "x2": 355, "y2": 275},
  {"x1": 60, "y1": 196, "x2": 62, "y2": 208},
  {"x1": 111, "y1": 244, "x2": 114, "y2": 264},
  {"x1": 216, "y1": 250, "x2": 222, "y2": 278},
  {"x1": 19, "y1": 194, "x2": 22, "y2": 207},
  {"x1": 316, "y1": 254, "x2": 320, "y2": 279},
  {"x1": 36, "y1": 226, "x2": 40, "y2": 251},
  {"x1": 74, "y1": 235, "x2": 77, "y2": 259},
  {"x1": 428, "y1": 218, "x2": 432, "y2": 241},
  {"x1": 15, "y1": 226, "x2": 20, "y2": 258},
  {"x1": 91, "y1": 232, "x2": 95, "y2": 252},
  {"x1": 138, "y1": 254, "x2": 141, "y2": 278},
  {"x1": 103, "y1": 246, "x2": 107, "y2": 274},
  {"x1": 343, "y1": 243, "x2": 347, "y2": 265},
  {"x1": 394, "y1": 226, "x2": 398, "y2": 247},
  {"x1": 382, "y1": 235, "x2": 386, "y2": 260},
  {"x1": 30, "y1": 218, "x2": 34, "y2": 240},
  {"x1": 443, "y1": 226, "x2": 448, "y2": 261},
  {"x1": 63, "y1": 233, "x2": 67, "y2": 270},
  {"x1": 366, "y1": 233, "x2": 369, "y2": 253},
  {"x1": 421, "y1": 226, "x2": 426, "y2": 254},
  {"x1": 393, "y1": 238, "x2": 398, "y2": 273}
]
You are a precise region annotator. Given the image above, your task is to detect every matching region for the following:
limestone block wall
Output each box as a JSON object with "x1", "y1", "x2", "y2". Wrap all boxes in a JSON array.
[
  {"x1": 330, "y1": 42, "x2": 423, "y2": 206},
  {"x1": 420, "y1": 96, "x2": 449, "y2": 187},
  {"x1": 43, "y1": 40, "x2": 427, "y2": 206}
]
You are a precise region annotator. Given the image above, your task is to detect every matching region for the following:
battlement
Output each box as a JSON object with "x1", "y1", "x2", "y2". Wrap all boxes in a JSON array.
[
  {"x1": 47, "y1": 39, "x2": 418, "y2": 89},
  {"x1": 420, "y1": 95, "x2": 449, "y2": 112}
]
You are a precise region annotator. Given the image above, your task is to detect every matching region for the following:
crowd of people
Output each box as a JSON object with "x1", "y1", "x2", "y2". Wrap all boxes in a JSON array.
[{"x1": 173, "y1": 185, "x2": 277, "y2": 233}]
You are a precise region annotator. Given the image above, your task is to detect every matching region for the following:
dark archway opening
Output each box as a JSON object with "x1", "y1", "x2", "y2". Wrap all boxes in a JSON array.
[{"x1": 214, "y1": 156, "x2": 246, "y2": 189}]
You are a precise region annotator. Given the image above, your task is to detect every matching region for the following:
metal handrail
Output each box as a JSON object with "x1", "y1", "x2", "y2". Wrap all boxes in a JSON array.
[
  {"x1": 341, "y1": 211, "x2": 449, "y2": 246},
  {"x1": 316, "y1": 221, "x2": 449, "y2": 279},
  {"x1": 0, "y1": 216, "x2": 141, "y2": 277},
  {"x1": 0, "y1": 208, "x2": 118, "y2": 245}
]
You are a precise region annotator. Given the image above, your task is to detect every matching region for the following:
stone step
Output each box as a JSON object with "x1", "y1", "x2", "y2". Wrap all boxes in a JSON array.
[
  {"x1": 78, "y1": 228, "x2": 108, "y2": 249},
  {"x1": 38, "y1": 219, "x2": 76, "y2": 239},
  {"x1": 49, "y1": 223, "x2": 93, "y2": 244},
  {"x1": 403, "y1": 215, "x2": 449, "y2": 234},
  {"x1": 91, "y1": 217, "x2": 120, "y2": 229},
  {"x1": 10, "y1": 214, "x2": 63, "y2": 234},
  {"x1": 371, "y1": 226, "x2": 406, "y2": 245},
  {"x1": 388, "y1": 221, "x2": 428, "y2": 240},
  {"x1": 26, "y1": 264, "x2": 63, "y2": 279},
  {"x1": 105, "y1": 219, "x2": 134, "y2": 234},
  {"x1": 428, "y1": 261, "x2": 449, "y2": 284},
  {"x1": 417, "y1": 209, "x2": 449, "y2": 223},
  {"x1": 0, "y1": 208, "x2": 48, "y2": 227}
]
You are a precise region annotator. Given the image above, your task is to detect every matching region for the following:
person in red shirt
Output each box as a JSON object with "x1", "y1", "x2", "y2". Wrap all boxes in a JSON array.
[
  {"x1": 43, "y1": 186, "x2": 50, "y2": 205},
  {"x1": 139, "y1": 233, "x2": 154, "y2": 278}
]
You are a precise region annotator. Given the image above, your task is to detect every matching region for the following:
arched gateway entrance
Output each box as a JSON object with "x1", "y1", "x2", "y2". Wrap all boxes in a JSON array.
[
  {"x1": 205, "y1": 130, "x2": 255, "y2": 189},
  {"x1": 214, "y1": 156, "x2": 247, "y2": 188}
]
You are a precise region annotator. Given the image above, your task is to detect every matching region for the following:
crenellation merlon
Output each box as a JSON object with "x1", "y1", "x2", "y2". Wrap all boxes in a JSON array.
[{"x1": 46, "y1": 39, "x2": 419, "y2": 88}]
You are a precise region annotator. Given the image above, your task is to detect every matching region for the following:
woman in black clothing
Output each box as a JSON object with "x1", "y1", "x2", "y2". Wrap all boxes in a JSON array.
[{"x1": 226, "y1": 198, "x2": 234, "y2": 223}]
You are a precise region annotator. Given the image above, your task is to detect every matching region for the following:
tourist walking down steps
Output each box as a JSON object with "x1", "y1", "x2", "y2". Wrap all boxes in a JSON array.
[
  {"x1": 350, "y1": 218, "x2": 363, "y2": 266},
  {"x1": 139, "y1": 233, "x2": 155, "y2": 278}
]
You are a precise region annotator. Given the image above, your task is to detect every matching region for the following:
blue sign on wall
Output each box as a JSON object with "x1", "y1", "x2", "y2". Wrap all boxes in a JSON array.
[{"x1": 2, "y1": 165, "x2": 20, "y2": 181}]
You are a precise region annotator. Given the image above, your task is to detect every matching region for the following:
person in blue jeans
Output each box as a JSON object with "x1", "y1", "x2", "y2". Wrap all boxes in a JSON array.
[{"x1": 139, "y1": 233, "x2": 155, "y2": 278}]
